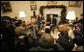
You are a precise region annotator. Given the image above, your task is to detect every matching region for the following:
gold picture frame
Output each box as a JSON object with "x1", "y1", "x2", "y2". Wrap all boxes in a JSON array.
[
  {"x1": 47, "y1": 1, "x2": 58, "y2": 5},
  {"x1": 30, "y1": 1, "x2": 37, "y2": 4},
  {"x1": 68, "y1": 1, "x2": 82, "y2": 7},
  {"x1": 30, "y1": 5, "x2": 37, "y2": 11},
  {"x1": 1, "y1": 2, "x2": 12, "y2": 13}
]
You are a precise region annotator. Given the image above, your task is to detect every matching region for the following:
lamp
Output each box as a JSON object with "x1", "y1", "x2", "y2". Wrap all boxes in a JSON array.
[
  {"x1": 19, "y1": 11, "x2": 26, "y2": 21},
  {"x1": 19, "y1": 11, "x2": 26, "y2": 18},
  {"x1": 66, "y1": 11, "x2": 76, "y2": 24}
]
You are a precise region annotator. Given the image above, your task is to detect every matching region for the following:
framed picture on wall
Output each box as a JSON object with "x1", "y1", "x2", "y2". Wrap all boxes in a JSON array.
[
  {"x1": 30, "y1": 1, "x2": 37, "y2": 4},
  {"x1": 30, "y1": 5, "x2": 37, "y2": 11},
  {"x1": 1, "y1": 2, "x2": 12, "y2": 13},
  {"x1": 68, "y1": 1, "x2": 82, "y2": 7},
  {"x1": 47, "y1": 1, "x2": 58, "y2": 5}
]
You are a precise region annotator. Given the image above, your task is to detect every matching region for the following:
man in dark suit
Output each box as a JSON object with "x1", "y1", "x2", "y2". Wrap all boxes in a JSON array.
[
  {"x1": 47, "y1": 14, "x2": 56, "y2": 33},
  {"x1": 37, "y1": 14, "x2": 44, "y2": 30},
  {"x1": 1, "y1": 16, "x2": 16, "y2": 51},
  {"x1": 57, "y1": 31, "x2": 74, "y2": 51},
  {"x1": 47, "y1": 14, "x2": 56, "y2": 26},
  {"x1": 72, "y1": 13, "x2": 83, "y2": 35}
]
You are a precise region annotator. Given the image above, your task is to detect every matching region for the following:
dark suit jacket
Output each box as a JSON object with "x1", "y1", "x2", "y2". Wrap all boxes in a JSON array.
[
  {"x1": 57, "y1": 36, "x2": 74, "y2": 51},
  {"x1": 29, "y1": 46, "x2": 55, "y2": 51},
  {"x1": 73, "y1": 19, "x2": 83, "y2": 24},
  {"x1": 37, "y1": 16, "x2": 44, "y2": 25},
  {"x1": 73, "y1": 35, "x2": 83, "y2": 47},
  {"x1": 47, "y1": 17, "x2": 56, "y2": 26}
]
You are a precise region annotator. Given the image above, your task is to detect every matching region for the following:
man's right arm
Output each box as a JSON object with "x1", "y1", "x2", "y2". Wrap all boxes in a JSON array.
[{"x1": 73, "y1": 20, "x2": 81, "y2": 24}]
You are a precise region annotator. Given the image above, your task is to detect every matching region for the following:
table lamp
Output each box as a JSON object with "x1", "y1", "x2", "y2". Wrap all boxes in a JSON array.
[
  {"x1": 19, "y1": 11, "x2": 26, "y2": 21},
  {"x1": 66, "y1": 11, "x2": 76, "y2": 24}
]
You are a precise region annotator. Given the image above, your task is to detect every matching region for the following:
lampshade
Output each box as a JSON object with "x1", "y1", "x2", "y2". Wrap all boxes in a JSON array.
[
  {"x1": 66, "y1": 11, "x2": 76, "y2": 20},
  {"x1": 19, "y1": 11, "x2": 26, "y2": 18}
]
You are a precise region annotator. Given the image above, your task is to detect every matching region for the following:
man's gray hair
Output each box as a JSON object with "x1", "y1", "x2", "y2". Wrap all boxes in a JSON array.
[{"x1": 39, "y1": 33, "x2": 54, "y2": 48}]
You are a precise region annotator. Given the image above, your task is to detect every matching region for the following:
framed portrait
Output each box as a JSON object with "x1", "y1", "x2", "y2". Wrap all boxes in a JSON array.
[
  {"x1": 30, "y1": 1, "x2": 37, "y2": 4},
  {"x1": 47, "y1": 1, "x2": 58, "y2": 5},
  {"x1": 68, "y1": 1, "x2": 82, "y2": 7},
  {"x1": 30, "y1": 5, "x2": 37, "y2": 11},
  {"x1": 1, "y1": 2, "x2": 12, "y2": 13}
]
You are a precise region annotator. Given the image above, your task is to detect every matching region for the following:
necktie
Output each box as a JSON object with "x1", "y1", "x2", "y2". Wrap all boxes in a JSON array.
[{"x1": 51, "y1": 18, "x2": 52, "y2": 24}]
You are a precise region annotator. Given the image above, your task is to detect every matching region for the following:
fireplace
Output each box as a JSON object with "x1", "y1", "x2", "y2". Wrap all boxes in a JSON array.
[{"x1": 43, "y1": 8, "x2": 62, "y2": 20}]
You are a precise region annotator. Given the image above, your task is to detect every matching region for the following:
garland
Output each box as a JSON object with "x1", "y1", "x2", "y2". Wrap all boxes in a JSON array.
[{"x1": 39, "y1": 5, "x2": 67, "y2": 24}]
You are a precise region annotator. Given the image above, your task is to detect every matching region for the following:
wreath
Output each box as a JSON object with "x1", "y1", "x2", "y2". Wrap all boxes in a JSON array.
[{"x1": 39, "y1": 5, "x2": 68, "y2": 24}]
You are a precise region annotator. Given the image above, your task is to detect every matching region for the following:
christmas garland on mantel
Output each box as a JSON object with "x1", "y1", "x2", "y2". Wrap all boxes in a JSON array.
[{"x1": 39, "y1": 5, "x2": 67, "y2": 24}]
